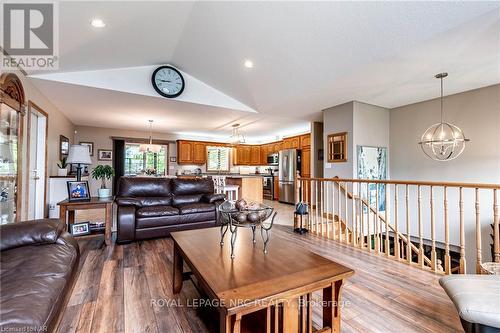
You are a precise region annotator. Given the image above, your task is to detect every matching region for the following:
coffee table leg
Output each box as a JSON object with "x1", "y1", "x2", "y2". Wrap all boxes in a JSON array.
[
  {"x1": 323, "y1": 279, "x2": 344, "y2": 333},
  {"x1": 173, "y1": 244, "x2": 183, "y2": 294}
]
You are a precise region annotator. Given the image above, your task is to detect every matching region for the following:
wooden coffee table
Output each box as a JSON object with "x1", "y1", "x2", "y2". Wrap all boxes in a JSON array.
[{"x1": 171, "y1": 227, "x2": 354, "y2": 333}]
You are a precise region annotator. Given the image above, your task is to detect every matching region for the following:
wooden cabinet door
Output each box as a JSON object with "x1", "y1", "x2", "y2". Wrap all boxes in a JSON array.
[
  {"x1": 250, "y1": 146, "x2": 261, "y2": 165},
  {"x1": 301, "y1": 147, "x2": 311, "y2": 177},
  {"x1": 283, "y1": 139, "x2": 291, "y2": 149},
  {"x1": 260, "y1": 145, "x2": 268, "y2": 164},
  {"x1": 234, "y1": 146, "x2": 242, "y2": 165},
  {"x1": 290, "y1": 136, "x2": 300, "y2": 149},
  {"x1": 193, "y1": 142, "x2": 206, "y2": 164},
  {"x1": 274, "y1": 142, "x2": 282, "y2": 152},
  {"x1": 177, "y1": 141, "x2": 193, "y2": 164},
  {"x1": 243, "y1": 146, "x2": 251, "y2": 165},
  {"x1": 300, "y1": 134, "x2": 311, "y2": 148}
]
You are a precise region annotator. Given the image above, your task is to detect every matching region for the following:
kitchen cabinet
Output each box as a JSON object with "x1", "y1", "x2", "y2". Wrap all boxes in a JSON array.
[
  {"x1": 273, "y1": 142, "x2": 282, "y2": 153},
  {"x1": 234, "y1": 145, "x2": 251, "y2": 165},
  {"x1": 260, "y1": 144, "x2": 268, "y2": 164},
  {"x1": 283, "y1": 136, "x2": 300, "y2": 149},
  {"x1": 273, "y1": 177, "x2": 279, "y2": 200},
  {"x1": 250, "y1": 145, "x2": 261, "y2": 165},
  {"x1": 301, "y1": 147, "x2": 311, "y2": 177},
  {"x1": 193, "y1": 142, "x2": 206, "y2": 164},
  {"x1": 300, "y1": 134, "x2": 311, "y2": 148},
  {"x1": 177, "y1": 140, "x2": 194, "y2": 164}
]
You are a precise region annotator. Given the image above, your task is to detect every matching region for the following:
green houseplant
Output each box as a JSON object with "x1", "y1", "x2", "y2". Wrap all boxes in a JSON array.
[
  {"x1": 91, "y1": 165, "x2": 115, "y2": 198},
  {"x1": 57, "y1": 157, "x2": 68, "y2": 176}
]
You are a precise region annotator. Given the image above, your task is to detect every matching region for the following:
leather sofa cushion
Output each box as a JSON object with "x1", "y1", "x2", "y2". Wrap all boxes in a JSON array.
[
  {"x1": 0, "y1": 234, "x2": 78, "y2": 331},
  {"x1": 172, "y1": 178, "x2": 214, "y2": 196},
  {"x1": 136, "y1": 206, "x2": 179, "y2": 218},
  {"x1": 136, "y1": 215, "x2": 182, "y2": 229},
  {"x1": 177, "y1": 203, "x2": 216, "y2": 215},
  {"x1": 116, "y1": 196, "x2": 172, "y2": 207},
  {"x1": 173, "y1": 194, "x2": 203, "y2": 206},
  {"x1": 116, "y1": 177, "x2": 172, "y2": 197},
  {"x1": 0, "y1": 219, "x2": 65, "y2": 251}
]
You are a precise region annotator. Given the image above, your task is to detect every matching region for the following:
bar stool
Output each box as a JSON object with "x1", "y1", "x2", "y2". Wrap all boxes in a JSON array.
[{"x1": 212, "y1": 176, "x2": 239, "y2": 201}]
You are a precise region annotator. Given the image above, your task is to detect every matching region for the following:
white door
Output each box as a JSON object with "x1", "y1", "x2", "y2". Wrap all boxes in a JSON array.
[{"x1": 27, "y1": 106, "x2": 47, "y2": 220}]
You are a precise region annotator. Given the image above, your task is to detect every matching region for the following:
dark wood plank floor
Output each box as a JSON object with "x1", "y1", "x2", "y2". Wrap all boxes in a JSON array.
[{"x1": 57, "y1": 226, "x2": 463, "y2": 333}]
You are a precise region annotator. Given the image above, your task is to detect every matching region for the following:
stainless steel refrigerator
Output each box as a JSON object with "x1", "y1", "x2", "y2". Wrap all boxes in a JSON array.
[{"x1": 279, "y1": 149, "x2": 301, "y2": 204}]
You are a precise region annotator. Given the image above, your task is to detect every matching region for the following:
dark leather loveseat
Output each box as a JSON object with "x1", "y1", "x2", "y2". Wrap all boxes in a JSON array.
[
  {"x1": 115, "y1": 177, "x2": 225, "y2": 242},
  {"x1": 0, "y1": 219, "x2": 80, "y2": 332}
]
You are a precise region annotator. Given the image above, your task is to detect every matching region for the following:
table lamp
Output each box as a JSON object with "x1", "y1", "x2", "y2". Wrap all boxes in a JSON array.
[{"x1": 66, "y1": 144, "x2": 92, "y2": 181}]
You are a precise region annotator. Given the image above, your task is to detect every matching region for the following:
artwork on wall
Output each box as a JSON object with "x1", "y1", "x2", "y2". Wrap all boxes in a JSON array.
[
  {"x1": 59, "y1": 135, "x2": 69, "y2": 160},
  {"x1": 68, "y1": 164, "x2": 89, "y2": 176},
  {"x1": 357, "y1": 146, "x2": 387, "y2": 211},
  {"x1": 98, "y1": 149, "x2": 112, "y2": 161},
  {"x1": 79, "y1": 141, "x2": 94, "y2": 156}
]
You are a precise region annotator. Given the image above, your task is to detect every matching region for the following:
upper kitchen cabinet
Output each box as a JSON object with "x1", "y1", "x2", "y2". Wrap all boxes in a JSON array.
[
  {"x1": 260, "y1": 144, "x2": 269, "y2": 163},
  {"x1": 177, "y1": 140, "x2": 194, "y2": 164},
  {"x1": 283, "y1": 136, "x2": 300, "y2": 149},
  {"x1": 193, "y1": 142, "x2": 206, "y2": 164},
  {"x1": 234, "y1": 145, "x2": 251, "y2": 165},
  {"x1": 177, "y1": 140, "x2": 207, "y2": 165},
  {"x1": 250, "y1": 145, "x2": 261, "y2": 165},
  {"x1": 300, "y1": 134, "x2": 311, "y2": 148}
]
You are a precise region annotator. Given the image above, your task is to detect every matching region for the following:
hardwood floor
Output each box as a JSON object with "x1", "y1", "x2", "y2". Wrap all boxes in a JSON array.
[{"x1": 57, "y1": 225, "x2": 463, "y2": 333}]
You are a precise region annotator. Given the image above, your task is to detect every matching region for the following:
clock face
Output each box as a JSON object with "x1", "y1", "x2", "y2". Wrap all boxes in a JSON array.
[{"x1": 152, "y1": 66, "x2": 185, "y2": 98}]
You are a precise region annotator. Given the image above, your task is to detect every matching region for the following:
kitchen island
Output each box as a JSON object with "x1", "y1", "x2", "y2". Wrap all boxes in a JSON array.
[{"x1": 225, "y1": 175, "x2": 263, "y2": 203}]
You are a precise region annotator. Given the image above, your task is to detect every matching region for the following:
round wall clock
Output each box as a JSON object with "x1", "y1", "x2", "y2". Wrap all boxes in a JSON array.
[{"x1": 151, "y1": 65, "x2": 185, "y2": 98}]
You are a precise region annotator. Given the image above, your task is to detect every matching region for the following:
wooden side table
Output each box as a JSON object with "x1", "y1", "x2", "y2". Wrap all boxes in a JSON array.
[{"x1": 58, "y1": 197, "x2": 113, "y2": 245}]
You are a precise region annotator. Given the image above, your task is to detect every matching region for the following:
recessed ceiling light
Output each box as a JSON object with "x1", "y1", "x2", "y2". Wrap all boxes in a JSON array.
[
  {"x1": 244, "y1": 60, "x2": 254, "y2": 68},
  {"x1": 90, "y1": 18, "x2": 106, "y2": 28}
]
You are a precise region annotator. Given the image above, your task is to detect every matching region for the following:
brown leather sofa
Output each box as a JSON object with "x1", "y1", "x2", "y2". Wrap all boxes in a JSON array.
[
  {"x1": 115, "y1": 177, "x2": 225, "y2": 242},
  {"x1": 0, "y1": 219, "x2": 80, "y2": 333}
]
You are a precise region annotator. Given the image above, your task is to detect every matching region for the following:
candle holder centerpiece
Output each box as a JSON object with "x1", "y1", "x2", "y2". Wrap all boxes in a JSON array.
[{"x1": 218, "y1": 199, "x2": 277, "y2": 259}]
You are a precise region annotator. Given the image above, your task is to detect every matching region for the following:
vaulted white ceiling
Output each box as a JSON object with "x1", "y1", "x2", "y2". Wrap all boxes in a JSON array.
[{"x1": 28, "y1": 1, "x2": 500, "y2": 143}]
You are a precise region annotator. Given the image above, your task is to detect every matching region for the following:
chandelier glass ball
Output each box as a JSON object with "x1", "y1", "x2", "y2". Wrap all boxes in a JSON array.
[
  {"x1": 418, "y1": 73, "x2": 470, "y2": 161},
  {"x1": 419, "y1": 122, "x2": 469, "y2": 161}
]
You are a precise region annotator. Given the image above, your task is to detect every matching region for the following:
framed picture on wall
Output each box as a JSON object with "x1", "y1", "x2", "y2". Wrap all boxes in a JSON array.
[
  {"x1": 98, "y1": 149, "x2": 112, "y2": 161},
  {"x1": 68, "y1": 164, "x2": 89, "y2": 176},
  {"x1": 80, "y1": 141, "x2": 94, "y2": 156},
  {"x1": 357, "y1": 145, "x2": 387, "y2": 212},
  {"x1": 60, "y1": 135, "x2": 69, "y2": 160}
]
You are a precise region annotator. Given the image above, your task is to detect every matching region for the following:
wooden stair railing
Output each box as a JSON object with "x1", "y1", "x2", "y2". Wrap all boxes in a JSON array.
[{"x1": 295, "y1": 173, "x2": 500, "y2": 275}]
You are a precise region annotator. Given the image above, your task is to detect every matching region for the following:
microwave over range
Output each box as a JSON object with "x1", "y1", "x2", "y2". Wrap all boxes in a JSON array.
[{"x1": 267, "y1": 153, "x2": 279, "y2": 165}]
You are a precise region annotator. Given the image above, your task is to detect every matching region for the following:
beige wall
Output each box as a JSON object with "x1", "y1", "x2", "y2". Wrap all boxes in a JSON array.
[
  {"x1": 390, "y1": 84, "x2": 500, "y2": 272},
  {"x1": 2, "y1": 70, "x2": 75, "y2": 220}
]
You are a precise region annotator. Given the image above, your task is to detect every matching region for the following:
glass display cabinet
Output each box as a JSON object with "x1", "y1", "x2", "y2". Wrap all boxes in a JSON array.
[{"x1": 0, "y1": 74, "x2": 25, "y2": 224}]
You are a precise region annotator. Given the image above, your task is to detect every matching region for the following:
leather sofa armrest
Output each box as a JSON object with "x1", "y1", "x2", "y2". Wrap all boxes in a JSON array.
[
  {"x1": 116, "y1": 205, "x2": 137, "y2": 243},
  {"x1": 0, "y1": 219, "x2": 65, "y2": 251},
  {"x1": 115, "y1": 196, "x2": 143, "y2": 207},
  {"x1": 202, "y1": 193, "x2": 226, "y2": 203}
]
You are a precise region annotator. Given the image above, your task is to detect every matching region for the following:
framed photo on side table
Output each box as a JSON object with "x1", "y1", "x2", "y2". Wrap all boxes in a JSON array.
[
  {"x1": 67, "y1": 181, "x2": 91, "y2": 201},
  {"x1": 70, "y1": 222, "x2": 91, "y2": 236}
]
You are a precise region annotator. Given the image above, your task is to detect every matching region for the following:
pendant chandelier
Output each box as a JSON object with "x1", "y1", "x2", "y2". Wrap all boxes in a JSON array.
[
  {"x1": 418, "y1": 73, "x2": 469, "y2": 161},
  {"x1": 139, "y1": 120, "x2": 162, "y2": 153},
  {"x1": 229, "y1": 123, "x2": 246, "y2": 145}
]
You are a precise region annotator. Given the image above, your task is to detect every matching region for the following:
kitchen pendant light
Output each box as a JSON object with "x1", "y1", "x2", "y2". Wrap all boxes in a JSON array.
[
  {"x1": 418, "y1": 73, "x2": 469, "y2": 161},
  {"x1": 139, "y1": 120, "x2": 162, "y2": 153},
  {"x1": 229, "y1": 123, "x2": 246, "y2": 145}
]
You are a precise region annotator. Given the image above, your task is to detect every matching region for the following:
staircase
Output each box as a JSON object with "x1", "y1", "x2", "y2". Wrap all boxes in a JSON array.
[{"x1": 295, "y1": 174, "x2": 500, "y2": 275}]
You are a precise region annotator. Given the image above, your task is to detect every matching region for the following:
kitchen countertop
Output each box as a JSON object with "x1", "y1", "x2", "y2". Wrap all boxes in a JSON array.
[{"x1": 179, "y1": 173, "x2": 274, "y2": 178}]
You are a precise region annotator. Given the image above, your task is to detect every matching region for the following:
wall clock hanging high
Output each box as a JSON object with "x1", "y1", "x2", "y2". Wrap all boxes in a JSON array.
[{"x1": 151, "y1": 65, "x2": 185, "y2": 98}]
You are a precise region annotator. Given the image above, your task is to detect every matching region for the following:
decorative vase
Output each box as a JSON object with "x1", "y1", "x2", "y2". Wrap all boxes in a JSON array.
[
  {"x1": 57, "y1": 168, "x2": 68, "y2": 176},
  {"x1": 98, "y1": 188, "x2": 111, "y2": 198}
]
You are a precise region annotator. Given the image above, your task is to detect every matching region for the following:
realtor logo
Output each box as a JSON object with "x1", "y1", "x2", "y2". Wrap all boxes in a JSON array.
[{"x1": 1, "y1": 2, "x2": 58, "y2": 70}]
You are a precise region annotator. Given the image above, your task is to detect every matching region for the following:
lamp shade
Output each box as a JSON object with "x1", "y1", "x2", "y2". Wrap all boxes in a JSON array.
[{"x1": 66, "y1": 144, "x2": 92, "y2": 165}]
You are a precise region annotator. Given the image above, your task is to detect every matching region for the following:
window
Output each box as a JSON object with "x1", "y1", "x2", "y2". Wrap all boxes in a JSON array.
[
  {"x1": 327, "y1": 132, "x2": 347, "y2": 162},
  {"x1": 124, "y1": 143, "x2": 167, "y2": 176},
  {"x1": 206, "y1": 146, "x2": 230, "y2": 172}
]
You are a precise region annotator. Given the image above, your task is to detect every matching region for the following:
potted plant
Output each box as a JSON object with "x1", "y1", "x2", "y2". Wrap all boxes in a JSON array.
[
  {"x1": 57, "y1": 157, "x2": 68, "y2": 176},
  {"x1": 91, "y1": 165, "x2": 115, "y2": 198}
]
